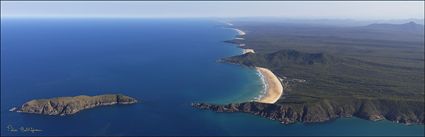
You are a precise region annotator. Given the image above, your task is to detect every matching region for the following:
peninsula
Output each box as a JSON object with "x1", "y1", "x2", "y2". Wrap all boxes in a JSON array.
[
  {"x1": 194, "y1": 21, "x2": 425, "y2": 125},
  {"x1": 10, "y1": 94, "x2": 138, "y2": 116}
]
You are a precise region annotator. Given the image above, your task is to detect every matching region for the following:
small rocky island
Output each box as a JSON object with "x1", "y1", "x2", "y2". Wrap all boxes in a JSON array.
[{"x1": 10, "y1": 94, "x2": 137, "y2": 116}]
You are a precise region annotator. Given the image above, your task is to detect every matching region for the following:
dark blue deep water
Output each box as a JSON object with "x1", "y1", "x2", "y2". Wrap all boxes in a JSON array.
[{"x1": 1, "y1": 18, "x2": 424, "y2": 136}]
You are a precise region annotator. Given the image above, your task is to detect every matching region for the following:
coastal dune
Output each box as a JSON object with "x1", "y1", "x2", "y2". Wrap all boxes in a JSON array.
[{"x1": 255, "y1": 67, "x2": 283, "y2": 104}]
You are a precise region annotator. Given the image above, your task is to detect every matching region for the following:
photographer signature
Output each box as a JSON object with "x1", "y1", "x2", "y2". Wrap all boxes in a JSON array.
[{"x1": 6, "y1": 124, "x2": 42, "y2": 133}]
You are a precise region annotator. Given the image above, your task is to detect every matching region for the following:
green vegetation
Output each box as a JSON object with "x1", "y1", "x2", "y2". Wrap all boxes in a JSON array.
[
  {"x1": 194, "y1": 21, "x2": 424, "y2": 124},
  {"x1": 13, "y1": 94, "x2": 138, "y2": 116},
  {"x1": 230, "y1": 22, "x2": 424, "y2": 102}
]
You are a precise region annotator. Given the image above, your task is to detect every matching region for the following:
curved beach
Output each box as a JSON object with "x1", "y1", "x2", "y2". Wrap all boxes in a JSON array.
[
  {"x1": 234, "y1": 28, "x2": 246, "y2": 35},
  {"x1": 228, "y1": 26, "x2": 283, "y2": 104},
  {"x1": 255, "y1": 67, "x2": 283, "y2": 104}
]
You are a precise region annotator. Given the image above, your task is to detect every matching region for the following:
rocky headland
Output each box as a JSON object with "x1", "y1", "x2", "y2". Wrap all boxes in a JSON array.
[
  {"x1": 192, "y1": 97, "x2": 424, "y2": 125},
  {"x1": 193, "y1": 49, "x2": 424, "y2": 125}
]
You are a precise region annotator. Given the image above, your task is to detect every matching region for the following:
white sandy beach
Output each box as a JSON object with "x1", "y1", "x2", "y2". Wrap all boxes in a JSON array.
[
  {"x1": 255, "y1": 67, "x2": 283, "y2": 104},
  {"x1": 242, "y1": 49, "x2": 255, "y2": 54},
  {"x1": 234, "y1": 28, "x2": 246, "y2": 35}
]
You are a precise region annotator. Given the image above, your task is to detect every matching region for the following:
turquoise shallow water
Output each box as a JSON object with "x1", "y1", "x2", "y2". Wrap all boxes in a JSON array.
[{"x1": 1, "y1": 18, "x2": 423, "y2": 136}]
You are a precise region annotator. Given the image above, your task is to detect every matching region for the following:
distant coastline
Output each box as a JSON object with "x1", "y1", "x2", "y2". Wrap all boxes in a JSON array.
[{"x1": 225, "y1": 24, "x2": 283, "y2": 104}]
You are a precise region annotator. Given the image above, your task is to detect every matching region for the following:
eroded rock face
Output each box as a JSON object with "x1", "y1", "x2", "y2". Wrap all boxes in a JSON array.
[
  {"x1": 12, "y1": 94, "x2": 138, "y2": 116},
  {"x1": 192, "y1": 98, "x2": 424, "y2": 125}
]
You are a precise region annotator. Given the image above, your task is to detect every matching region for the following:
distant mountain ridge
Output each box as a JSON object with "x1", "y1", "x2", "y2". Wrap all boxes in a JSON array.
[
  {"x1": 224, "y1": 17, "x2": 425, "y2": 27},
  {"x1": 223, "y1": 49, "x2": 332, "y2": 67},
  {"x1": 363, "y1": 21, "x2": 424, "y2": 32},
  {"x1": 266, "y1": 50, "x2": 332, "y2": 65}
]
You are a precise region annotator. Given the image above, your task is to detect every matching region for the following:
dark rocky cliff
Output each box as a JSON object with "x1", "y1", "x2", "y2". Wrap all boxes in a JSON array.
[
  {"x1": 12, "y1": 94, "x2": 137, "y2": 116},
  {"x1": 192, "y1": 98, "x2": 424, "y2": 125}
]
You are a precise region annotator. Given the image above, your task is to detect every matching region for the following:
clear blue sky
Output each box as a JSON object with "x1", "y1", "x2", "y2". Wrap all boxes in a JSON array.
[{"x1": 1, "y1": 1, "x2": 424, "y2": 19}]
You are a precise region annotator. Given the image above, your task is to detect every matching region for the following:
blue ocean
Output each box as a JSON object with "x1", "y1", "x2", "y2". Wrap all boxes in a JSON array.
[{"x1": 1, "y1": 18, "x2": 423, "y2": 136}]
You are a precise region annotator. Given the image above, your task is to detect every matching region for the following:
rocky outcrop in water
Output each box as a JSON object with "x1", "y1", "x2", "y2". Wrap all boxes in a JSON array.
[
  {"x1": 11, "y1": 94, "x2": 137, "y2": 116},
  {"x1": 192, "y1": 98, "x2": 424, "y2": 125}
]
